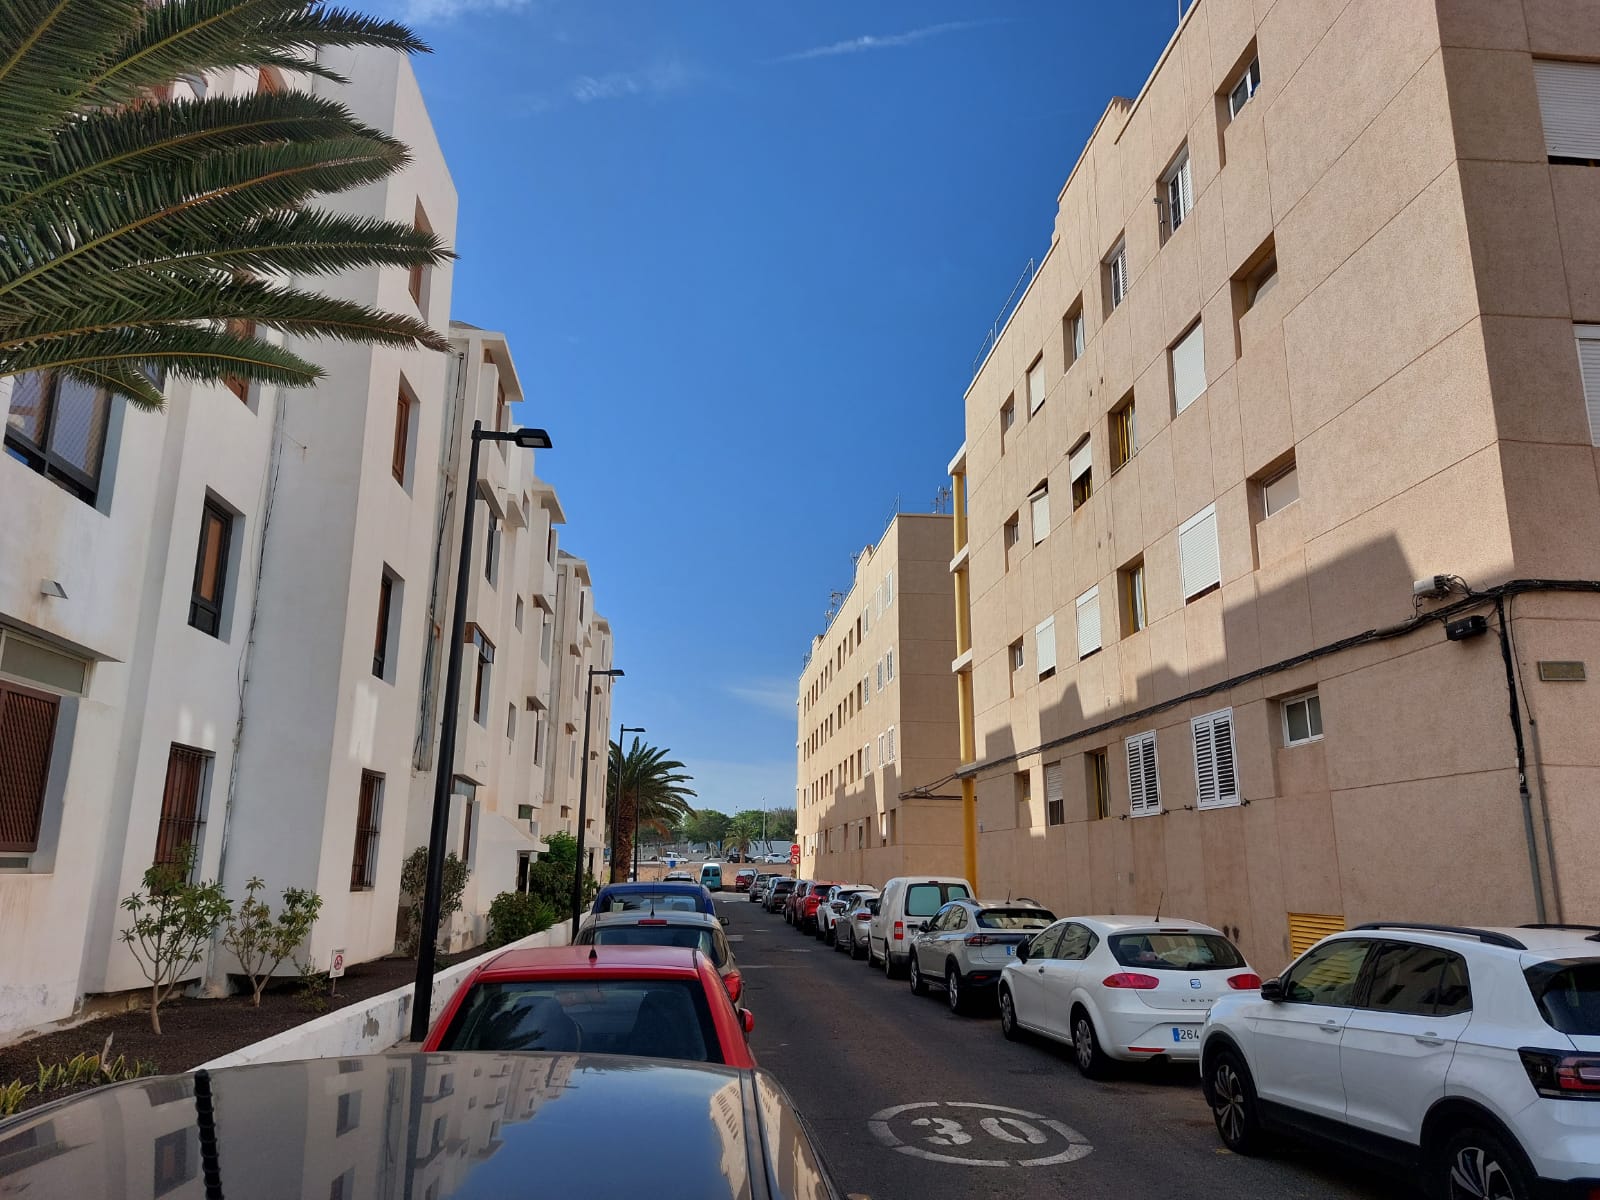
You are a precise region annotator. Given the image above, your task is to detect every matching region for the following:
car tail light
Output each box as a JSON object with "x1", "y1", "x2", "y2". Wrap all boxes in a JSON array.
[
  {"x1": 741, "y1": 1009, "x2": 756, "y2": 1035},
  {"x1": 1520, "y1": 1048, "x2": 1600, "y2": 1099},
  {"x1": 725, "y1": 972, "x2": 742, "y2": 1003},
  {"x1": 964, "y1": 934, "x2": 995, "y2": 947},
  {"x1": 855, "y1": 912, "x2": 870, "y2": 921},
  {"x1": 893, "y1": 920, "x2": 904, "y2": 941},
  {"x1": 1103, "y1": 972, "x2": 1160, "y2": 990},
  {"x1": 1227, "y1": 973, "x2": 1263, "y2": 990},
  {"x1": 637, "y1": 919, "x2": 667, "y2": 925}
]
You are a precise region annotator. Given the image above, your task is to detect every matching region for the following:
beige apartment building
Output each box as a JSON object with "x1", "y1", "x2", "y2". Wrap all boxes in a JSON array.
[
  {"x1": 946, "y1": 0, "x2": 1600, "y2": 974},
  {"x1": 796, "y1": 515, "x2": 963, "y2": 884}
]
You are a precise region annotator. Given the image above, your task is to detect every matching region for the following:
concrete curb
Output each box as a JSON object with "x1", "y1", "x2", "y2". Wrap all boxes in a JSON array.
[{"x1": 195, "y1": 924, "x2": 573, "y2": 1070}]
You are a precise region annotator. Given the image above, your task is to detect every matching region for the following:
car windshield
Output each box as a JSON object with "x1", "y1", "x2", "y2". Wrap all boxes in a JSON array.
[
  {"x1": 1525, "y1": 959, "x2": 1600, "y2": 1035},
  {"x1": 437, "y1": 978, "x2": 723, "y2": 1062},
  {"x1": 1109, "y1": 932, "x2": 1245, "y2": 970},
  {"x1": 906, "y1": 883, "x2": 969, "y2": 917},
  {"x1": 978, "y1": 908, "x2": 1056, "y2": 929},
  {"x1": 588, "y1": 924, "x2": 726, "y2": 968}
]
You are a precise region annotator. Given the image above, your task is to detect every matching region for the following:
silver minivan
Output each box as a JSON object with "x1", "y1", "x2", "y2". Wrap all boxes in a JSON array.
[{"x1": 867, "y1": 875, "x2": 973, "y2": 978}]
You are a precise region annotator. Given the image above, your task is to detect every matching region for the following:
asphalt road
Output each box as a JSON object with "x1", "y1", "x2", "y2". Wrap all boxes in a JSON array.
[{"x1": 723, "y1": 896, "x2": 1413, "y2": 1200}]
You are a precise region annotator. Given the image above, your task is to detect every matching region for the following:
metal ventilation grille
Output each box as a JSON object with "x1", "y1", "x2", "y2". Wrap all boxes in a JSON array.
[{"x1": 1288, "y1": 911, "x2": 1346, "y2": 958}]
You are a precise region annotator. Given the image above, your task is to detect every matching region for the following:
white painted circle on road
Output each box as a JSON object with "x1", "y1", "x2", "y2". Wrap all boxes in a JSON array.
[{"x1": 867, "y1": 1101, "x2": 1092, "y2": 1168}]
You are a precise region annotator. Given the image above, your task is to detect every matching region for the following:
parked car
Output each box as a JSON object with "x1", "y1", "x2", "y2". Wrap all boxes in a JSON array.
[
  {"x1": 908, "y1": 899, "x2": 1056, "y2": 1013},
  {"x1": 764, "y1": 853, "x2": 790, "y2": 864},
  {"x1": 424, "y1": 945, "x2": 756, "y2": 1066},
  {"x1": 834, "y1": 892, "x2": 880, "y2": 958},
  {"x1": 576, "y1": 911, "x2": 744, "y2": 1006},
  {"x1": 782, "y1": 880, "x2": 812, "y2": 924},
  {"x1": 665, "y1": 871, "x2": 696, "y2": 882},
  {"x1": 998, "y1": 915, "x2": 1255, "y2": 1076},
  {"x1": 815, "y1": 885, "x2": 870, "y2": 944},
  {"x1": 868, "y1": 876, "x2": 974, "y2": 978},
  {"x1": 749, "y1": 873, "x2": 777, "y2": 903},
  {"x1": 1200, "y1": 922, "x2": 1600, "y2": 1199},
  {"x1": 699, "y1": 862, "x2": 724, "y2": 891},
  {"x1": 591, "y1": 881, "x2": 718, "y2": 918},
  {"x1": 765, "y1": 877, "x2": 797, "y2": 913},
  {"x1": 733, "y1": 868, "x2": 759, "y2": 892},
  {"x1": 796, "y1": 882, "x2": 840, "y2": 935},
  {"x1": 0, "y1": 1051, "x2": 842, "y2": 1200}
]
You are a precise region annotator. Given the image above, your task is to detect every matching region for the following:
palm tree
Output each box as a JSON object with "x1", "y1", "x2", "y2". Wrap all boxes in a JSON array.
[
  {"x1": 608, "y1": 738, "x2": 695, "y2": 883},
  {"x1": 726, "y1": 812, "x2": 763, "y2": 862},
  {"x1": 0, "y1": 0, "x2": 450, "y2": 411}
]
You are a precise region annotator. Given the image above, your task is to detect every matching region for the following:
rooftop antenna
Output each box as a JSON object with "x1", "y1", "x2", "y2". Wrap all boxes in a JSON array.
[
  {"x1": 932, "y1": 484, "x2": 952, "y2": 515},
  {"x1": 1154, "y1": 891, "x2": 1165, "y2": 921}
]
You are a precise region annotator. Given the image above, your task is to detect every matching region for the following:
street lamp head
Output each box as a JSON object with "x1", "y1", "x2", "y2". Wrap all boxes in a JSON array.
[
  {"x1": 512, "y1": 427, "x2": 553, "y2": 450},
  {"x1": 593, "y1": 667, "x2": 624, "y2": 679}
]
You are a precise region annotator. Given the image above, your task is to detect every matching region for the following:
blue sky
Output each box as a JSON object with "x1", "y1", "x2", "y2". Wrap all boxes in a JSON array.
[{"x1": 386, "y1": 2, "x2": 1189, "y2": 813}]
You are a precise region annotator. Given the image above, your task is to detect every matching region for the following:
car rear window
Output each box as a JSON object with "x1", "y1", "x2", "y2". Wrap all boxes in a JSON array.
[
  {"x1": 588, "y1": 924, "x2": 727, "y2": 968},
  {"x1": 437, "y1": 978, "x2": 723, "y2": 1062},
  {"x1": 1109, "y1": 932, "x2": 1245, "y2": 971},
  {"x1": 905, "y1": 883, "x2": 970, "y2": 917},
  {"x1": 1525, "y1": 959, "x2": 1600, "y2": 1035},
  {"x1": 978, "y1": 908, "x2": 1057, "y2": 930},
  {"x1": 607, "y1": 893, "x2": 701, "y2": 913}
]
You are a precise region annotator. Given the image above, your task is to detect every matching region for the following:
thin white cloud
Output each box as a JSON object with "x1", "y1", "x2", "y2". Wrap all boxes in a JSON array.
[
  {"x1": 773, "y1": 19, "x2": 1001, "y2": 64},
  {"x1": 519, "y1": 58, "x2": 697, "y2": 114},
  {"x1": 725, "y1": 680, "x2": 797, "y2": 718},
  {"x1": 401, "y1": 0, "x2": 532, "y2": 24}
]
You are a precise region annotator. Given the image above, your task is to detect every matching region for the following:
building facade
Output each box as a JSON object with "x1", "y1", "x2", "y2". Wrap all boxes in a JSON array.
[
  {"x1": 796, "y1": 515, "x2": 963, "y2": 884},
  {"x1": 948, "y1": 0, "x2": 1600, "y2": 975}
]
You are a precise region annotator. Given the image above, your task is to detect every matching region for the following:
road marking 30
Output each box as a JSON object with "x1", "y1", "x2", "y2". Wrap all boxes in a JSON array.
[{"x1": 867, "y1": 1101, "x2": 1092, "y2": 1167}]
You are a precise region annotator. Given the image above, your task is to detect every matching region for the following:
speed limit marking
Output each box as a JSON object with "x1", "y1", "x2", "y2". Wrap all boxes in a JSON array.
[{"x1": 867, "y1": 1101, "x2": 1092, "y2": 1167}]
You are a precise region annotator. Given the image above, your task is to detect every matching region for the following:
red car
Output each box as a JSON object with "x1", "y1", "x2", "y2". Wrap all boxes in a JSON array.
[
  {"x1": 422, "y1": 945, "x2": 757, "y2": 1068},
  {"x1": 732, "y1": 868, "x2": 758, "y2": 892},
  {"x1": 795, "y1": 882, "x2": 839, "y2": 934}
]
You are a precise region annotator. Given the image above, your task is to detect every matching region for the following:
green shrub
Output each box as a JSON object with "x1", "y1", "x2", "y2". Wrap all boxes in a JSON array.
[
  {"x1": 223, "y1": 877, "x2": 323, "y2": 1005},
  {"x1": 119, "y1": 849, "x2": 233, "y2": 1034},
  {"x1": 485, "y1": 892, "x2": 556, "y2": 949},
  {"x1": 398, "y1": 847, "x2": 470, "y2": 956}
]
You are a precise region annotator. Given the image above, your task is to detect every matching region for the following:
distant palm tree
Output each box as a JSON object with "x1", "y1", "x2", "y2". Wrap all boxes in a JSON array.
[
  {"x1": 726, "y1": 812, "x2": 762, "y2": 861},
  {"x1": 608, "y1": 738, "x2": 695, "y2": 882},
  {"x1": 0, "y1": 0, "x2": 450, "y2": 410}
]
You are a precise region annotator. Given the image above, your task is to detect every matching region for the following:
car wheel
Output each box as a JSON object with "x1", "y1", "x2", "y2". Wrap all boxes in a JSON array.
[
  {"x1": 945, "y1": 965, "x2": 966, "y2": 1014},
  {"x1": 998, "y1": 986, "x2": 1022, "y2": 1040},
  {"x1": 1441, "y1": 1127, "x2": 1534, "y2": 1200},
  {"x1": 852, "y1": 935, "x2": 865, "y2": 961},
  {"x1": 909, "y1": 954, "x2": 928, "y2": 995},
  {"x1": 1208, "y1": 1049, "x2": 1264, "y2": 1155},
  {"x1": 1071, "y1": 1008, "x2": 1111, "y2": 1079}
]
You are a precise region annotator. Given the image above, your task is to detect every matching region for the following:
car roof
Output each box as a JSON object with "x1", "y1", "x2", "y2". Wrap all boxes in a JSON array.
[
  {"x1": 587, "y1": 910, "x2": 721, "y2": 929},
  {"x1": 478, "y1": 944, "x2": 707, "y2": 980},
  {"x1": 1328, "y1": 923, "x2": 1600, "y2": 959},
  {"x1": 1066, "y1": 915, "x2": 1224, "y2": 935},
  {"x1": 598, "y1": 881, "x2": 709, "y2": 895}
]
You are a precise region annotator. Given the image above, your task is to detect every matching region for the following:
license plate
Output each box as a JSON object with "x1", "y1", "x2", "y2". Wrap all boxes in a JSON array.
[
  {"x1": 1005, "y1": 944, "x2": 1016, "y2": 956},
  {"x1": 1171, "y1": 1026, "x2": 1200, "y2": 1043}
]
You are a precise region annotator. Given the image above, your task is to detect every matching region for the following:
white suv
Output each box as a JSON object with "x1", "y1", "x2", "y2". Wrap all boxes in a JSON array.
[{"x1": 1200, "y1": 922, "x2": 1600, "y2": 1199}]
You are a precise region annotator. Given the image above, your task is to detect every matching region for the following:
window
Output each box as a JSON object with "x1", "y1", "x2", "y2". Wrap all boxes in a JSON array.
[
  {"x1": 470, "y1": 627, "x2": 495, "y2": 725},
  {"x1": 222, "y1": 319, "x2": 256, "y2": 403},
  {"x1": 153, "y1": 1128, "x2": 197, "y2": 1196},
  {"x1": 506, "y1": 702, "x2": 516, "y2": 740},
  {"x1": 373, "y1": 569, "x2": 397, "y2": 681},
  {"x1": 1534, "y1": 60, "x2": 1600, "y2": 164},
  {"x1": 1109, "y1": 394, "x2": 1136, "y2": 470},
  {"x1": 1075, "y1": 586, "x2": 1101, "y2": 659},
  {"x1": 408, "y1": 201, "x2": 432, "y2": 309},
  {"x1": 1262, "y1": 462, "x2": 1299, "y2": 516},
  {"x1": 861, "y1": 673, "x2": 869, "y2": 706},
  {"x1": 1105, "y1": 238, "x2": 1129, "y2": 311},
  {"x1": 1227, "y1": 56, "x2": 1261, "y2": 120},
  {"x1": 1577, "y1": 326, "x2": 1600, "y2": 445},
  {"x1": 330, "y1": 1172, "x2": 355, "y2": 1200},
  {"x1": 1029, "y1": 482, "x2": 1050, "y2": 545},
  {"x1": 886, "y1": 726, "x2": 896, "y2": 762},
  {"x1": 1161, "y1": 146, "x2": 1194, "y2": 240},
  {"x1": 1000, "y1": 396, "x2": 1015, "y2": 452},
  {"x1": 256, "y1": 66, "x2": 285, "y2": 94},
  {"x1": 336, "y1": 1091, "x2": 361, "y2": 1135},
  {"x1": 1057, "y1": 923, "x2": 1098, "y2": 961},
  {"x1": 1009, "y1": 639, "x2": 1024, "y2": 673},
  {"x1": 1086, "y1": 749, "x2": 1110, "y2": 819},
  {"x1": 533, "y1": 713, "x2": 546, "y2": 765},
  {"x1": 1013, "y1": 771, "x2": 1031, "y2": 814},
  {"x1": 154, "y1": 745, "x2": 210, "y2": 871},
  {"x1": 884, "y1": 571, "x2": 893, "y2": 608},
  {"x1": 1170, "y1": 320, "x2": 1206, "y2": 414},
  {"x1": 1178, "y1": 504, "x2": 1221, "y2": 600},
  {"x1": 1284, "y1": 938, "x2": 1372, "y2": 1006},
  {"x1": 462, "y1": 797, "x2": 474, "y2": 862},
  {"x1": 1363, "y1": 943, "x2": 1471, "y2": 1017},
  {"x1": 1069, "y1": 437, "x2": 1092, "y2": 509},
  {"x1": 875, "y1": 660, "x2": 883, "y2": 692},
  {"x1": 1026, "y1": 356, "x2": 1047, "y2": 415},
  {"x1": 1242, "y1": 253, "x2": 1278, "y2": 314},
  {"x1": 1009, "y1": 638, "x2": 1024, "y2": 694},
  {"x1": 187, "y1": 498, "x2": 233, "y2": 638},
  {"x1": 0, "y1": 681, "x2": 59, "y2": 853},
  {"x1": 392, "y1": 387, "x2": 412, "y2": 486},
  {"x1": 1282, "y1": 691, "x2": 1323, "y2": 746},
  {"x1": 1035, "y1": 616, "x2": 1057, "y2": 679},
  {"x1": 1121, "y1": 559, "x2": 1147, "y2": 635},
  {"x1": 1191, "y1": 708, "x2": 1239, "y2": 809},
  {"x1": 884, "y1": 648, "x2": 894, "y2": 682},
  {"x1": 494, "y1": 372, "x2": 509, "y2": 433},
  {"x1": 484, "y1": 515, "x2": 500, "y2": 586},
  {"x1": 1064, "y1": 301, "x2": 1085, "y2": 368},
  {"x1": 351, "y1": 771, "x2": 382, "y2": 889},
  {"x1": 1044, "y1": 762, "x2": 1064, "y2": 826},
  {"x1": 1126, "y1": 730, "x2": 1160, "y2": 816},
  {"x1": 514, "y1": 596, "x2": 524, "y2": 631},
  {"x1": 1004, "y1": 513, "x2": 1021, "y2": 568},
  {"x1": 5, "y1": 372, "x2": 114, "y2": 506}
]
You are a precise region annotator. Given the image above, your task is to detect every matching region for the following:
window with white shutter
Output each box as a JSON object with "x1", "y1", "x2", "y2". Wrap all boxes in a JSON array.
[
  {"x1": 1192, "y1": 708, "x2": 1240, "y2": 809},
  {"x1": 1075, "y1": 587, "x2": 1101, "y2": 659},
  {"x1": 1162, "y1": 147, "x2": 1194, "y2": 239},
  {"x1": 862, "y1": 674, "x2": 870, "y2": 706},
  {"x1": 876, "y1": 660, "x2": 883, "y2": 691},
  {"x1": 1035, "y1": 616, "x2": 1057, "y2": 678},
  {"x1": 884, "y1": 571, "x2": 893, "y2": 607},
  {"x1": 1262, "y1": 462, "x2": 1299, "y2": 515},
  {"x1": 1106, "y1": 238, "x2": 1129, "y2": 310},
  {"x1": 887, "y1": 727, "x2": 896, "y2": 762},
  {"x1": 1178, "y1": 504, "x2": 1221, "y2": 600},
  {"x1": 1069, "y1": 437, "x2": 1092, "y2": 509},
  {"x1": 1027, "y1": 356, "x2": 1047, "y2": 414},
  {"x1": 1126, "y1": 731, "x2": 1161, "y2": 816},
  {"x1": 1030, "y1": 482, "x2": 1050, "y2": 544},
  {"x1": 1045, "y1": 762, "x2": 1064, "y2": 826},
  {"x1": 877, "y1": 732, "x2": 885, "y2": 762},
  {"x1": 1578, "y1": 326, "x2": 1600, "y2": 446},
  {"x1": 1534, "y1": 61, "x2": 1600, "y2": 163},
  {"x1": 1171, "y1": 320, "x2": 1206, "y2": 413},
  {"x1": 885, "y1": 648, "x2": 894, "y2": 682},
  {"x1": 862, "y1": 606, "x2": 870, "y2": 635}
]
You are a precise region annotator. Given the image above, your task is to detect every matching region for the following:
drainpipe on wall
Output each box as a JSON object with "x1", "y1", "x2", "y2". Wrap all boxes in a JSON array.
[{"x1": 1494, "y1": 594, "x2": 1547, "y2": 925}]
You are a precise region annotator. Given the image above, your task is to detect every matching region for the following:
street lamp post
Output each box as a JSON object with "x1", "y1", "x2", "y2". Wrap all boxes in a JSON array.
[
  {"x1": 409, "y1": 420, "x2": 551, "y2": 1044},
  {"x1": 570, "y1": 665, "x2": 623, "y2": 936},
  {"x1": 612, "y1": 725, "x2": 645, "y2": 883}
]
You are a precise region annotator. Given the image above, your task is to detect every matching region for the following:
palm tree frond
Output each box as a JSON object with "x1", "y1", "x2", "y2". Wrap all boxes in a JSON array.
[{"x1": 0, "y1": 0, "x2": 143, "y2": 146}]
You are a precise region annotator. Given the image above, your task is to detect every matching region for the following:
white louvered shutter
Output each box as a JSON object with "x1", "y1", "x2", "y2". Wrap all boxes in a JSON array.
[
  {"x1": 885, "y1": 648, "x2": 894, "y2": 681},
  {"x1": 1578, "y1": 327, "x2": 1600, "y2": 446},
  {"x1": 884, "y1": 571, "x2": 893, "y2": 607},
  {"x1": 1127, "y1": 731, "x2": 1160, "y2": 815},
  {"x1": 1179, "y1": 155, "x2": 1194, "y2": 219},
  {"x1": 1113, "y1": 246, "x2": 1129, "y2": 306},
  {"x1": 1035, "y1": 616, "x2": 1057, "y2": 676},
  {"x1": 1171, "y1": 321, "x2": 1206, "y2": 412},
  {"x1": 887, "y1": 727, "x2": 896, "y2": 761},
  {"x1": 862, "y1": 674, "x2": 870, "y2": 706},
  {"x1": 1045, "y1": 762, "x2": 1063, "y2": 824},
  {"x1": 1192, "y1": 708, "x2": 1239, "y2": 809},
  {"x1": 1068, "y1": 439, "x2": 1092, "y2": 487},
  {"x1": 1030, "y1": 487, "x2": 1050, "y2": 544},
  {"x1": 1075, "y1": 587, "x2": 1101, "y2": 658},
  {"x1": 1535, "y1": 61, "x2": 1600, "y2": 160},
  {"x1": 1028, "y1": 358, "x2": 1047, "y2": 414},
  {"x1": 876, "y1": 660, "x2": 883, "y2": 690},
  {"x1": 1178, "y1": 504, "x2": 1221, "y2": 599}
]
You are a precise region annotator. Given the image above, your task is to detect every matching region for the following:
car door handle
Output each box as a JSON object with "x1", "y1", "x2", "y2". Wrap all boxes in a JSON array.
[
  {"x1": 1036, "y1": 967, "x2": 1045, "y2": 975},
  {"x1": 1318, "y1": 1021, "x2": 1341, "y2": 1033},
  {"x1": 1414, "y1": 1034, "x2": 1445, "y2": 1046}
]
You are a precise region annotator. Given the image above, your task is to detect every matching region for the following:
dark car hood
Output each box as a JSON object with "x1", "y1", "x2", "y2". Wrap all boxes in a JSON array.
[{"x1": 0, "y1": 1052, "x2": 839, "y2": 1200}]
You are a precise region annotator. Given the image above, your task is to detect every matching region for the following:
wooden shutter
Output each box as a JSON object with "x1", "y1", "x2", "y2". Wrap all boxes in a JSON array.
[
  {"x1": 1534, "y1": 61, "x2": 1600, "y2": 160},
  {"x1": 1075, "y1": 587, "x2": 1101, "y2": 658},
  {"x1": 392, "y1": 391, "x2": 410, "y2": 484},
  {"x1": 1035, "y1": 616, "x2": 1057, "y2": 676},
  {"x1": 1179, "y1": 504, "x2": 1221, "y2": 599},
  {"x1": 154, "y1": 745, "x2": 209, "y2": 868},
  {"x1": 1126, "y1": 731, "x2": 1160, "y2": 815},
  {"x1": 0, "y1": 682, "x2": 58, "y2": 852},
  {"x1": 1044, "y1": 762, "x2": 1064, "y2": 825},
  {"x1": 1577, "y1": 327, "x2": 1600, "y2": 447},
  {"x1": 1288, "y1": 912, "x2": 1346, "y2": 957},
  {"x1": 1172, "y1": 321, "x2": 1206, "y2": 412},
  {"x1": 1192, "y1": 708, "x2": 1239, "y2": 808}
]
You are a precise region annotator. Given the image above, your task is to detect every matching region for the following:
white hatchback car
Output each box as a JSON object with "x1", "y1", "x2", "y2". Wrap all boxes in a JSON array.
[
  {"x1": 1200, "y1": 922, "x2": 1600, "y2": 1200},
  {"x1": 997, "y1": 915, "x2": 1258, "y2": 1076}
]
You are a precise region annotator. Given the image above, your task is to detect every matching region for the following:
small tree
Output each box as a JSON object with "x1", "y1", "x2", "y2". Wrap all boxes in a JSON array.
[
  {"x1": 400, "y1": 847, "x2": 470, "y2": 956},
  {"x1": 485, "y1": 892, "x2": 556, "y2": 949},
  {"x1": 119, "y1": 852, "x2": 232, "y2": 1034},
  {"x1": 222, "y1": 878, "x2": 324, "y2": 1006}
]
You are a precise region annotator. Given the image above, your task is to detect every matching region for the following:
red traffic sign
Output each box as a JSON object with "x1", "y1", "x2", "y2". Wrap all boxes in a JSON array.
[{"x1": 789, "y1": 844, "x2": 801, "y2": 865}]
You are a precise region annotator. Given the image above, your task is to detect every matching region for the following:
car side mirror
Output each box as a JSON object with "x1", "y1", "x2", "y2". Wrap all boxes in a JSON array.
[
  {"x1": 720, "y1": 916, "x2": 729, "y2": 926},
  {"x1": 1016, "y1": 941, "x2": 1030, "y2": 963},
  {"x1": 917, "y1": 920, "x2": 930, "y2": 933},
  {"x1": 1259, "y1": 978, "x2": 1286, "y2": 1002}
]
